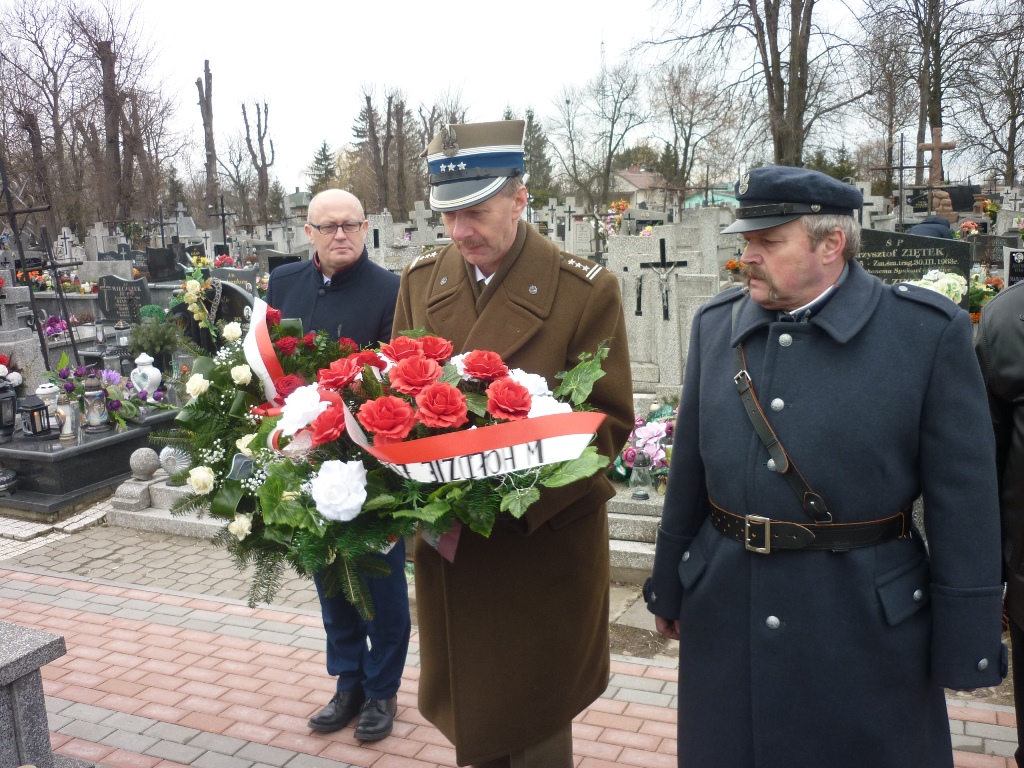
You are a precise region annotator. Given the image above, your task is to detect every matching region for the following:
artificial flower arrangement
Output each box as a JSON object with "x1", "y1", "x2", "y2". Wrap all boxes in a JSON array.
[
  {"x1": 608, "y1": 402, "x2": 676, "y2": 488},
  {"x1": 45, "y1": 353, "x2": 173, "y2": 430},
  {"x1": 955, "y1": 220, "x2": 979, "y2": 239},
  {"x1": 42, "y1": 315, "x2": 68, "y2": 338},
  {"x1": 256, "y1": 274, "x2": 269, "y2": 299},
  {"x1": 213, "y1": 254, "x2": 235, "y2": 268},
  {"x1": 724, "y1": 259, "x2": 743, "y2": 276},
  {"x1": 168, "y1": 268, "x2": 218, "y2": 341},
  {"x1": 161, "y1": 300, "x2": 611, "y2": 619},
  {"x1": 902, "y1": 269, "x2": 969, "y2": 304},
  {"x1": 0, "y1": 353, "x2": 26, "y2": 394},
  {"x1": 969, "y1": 274, "x2": 1003, "y2": 322}
]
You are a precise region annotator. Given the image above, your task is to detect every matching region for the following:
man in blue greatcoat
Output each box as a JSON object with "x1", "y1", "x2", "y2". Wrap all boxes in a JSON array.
[
  {"x1": 645, "y1": 165, "x2": 1005, "y2": 768},
  {"x1": 266, "y1": 188, "x2": 408, "y2": 742}
]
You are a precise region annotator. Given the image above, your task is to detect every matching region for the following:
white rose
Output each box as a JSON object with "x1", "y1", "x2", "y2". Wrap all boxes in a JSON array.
[
  {"x1": 528, "y1": 395, "x2": 573, "y2": 418},
  {"x1": 278, "y1": 383, "x2": 328, "y2": 436},
  {"x1": 188, "y1": 466, "x2": 215, "y2": 495},
  {"x1": 508, "y1": 368, "x2": 552, "y2": 397},
  {"x1": 0, "y1": 365, "x2": 8, "y2": 378},
  {"x1": 185, "y1": 373, "x2": 210, "y2": 398},
  {"x1": 6, "y1": 372, "x2": 22, "y2": 387},
  {"x1": 222, "y1": 322, "x2": 242, "y2": 342},
  {"x1": 230, "y1": 364, "x2": 252, "y2": 386},
  {"x1": 226, "y1": 513, "x2": 252, "y2": 540},
  {"x1": 236, "y1": 433, "x2": 257, "y2": 457},
  {"x1": 310, "y1": 460, "x2": 367, "y2": 522},
  {"x1": 81, "y1": 281, "x2": 91, "y2": 292},
  {"x1": 185, "y1": 279, "x2": 202, "y2": 294}
]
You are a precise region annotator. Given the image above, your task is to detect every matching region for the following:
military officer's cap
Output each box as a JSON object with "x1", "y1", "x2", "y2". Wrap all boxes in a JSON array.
[
  {"x1": 422, "y1": 120, "x2": 525, "y2": 212},
  {"x1": 721, "y1": 165, "x2": 864, "y2": 234}
]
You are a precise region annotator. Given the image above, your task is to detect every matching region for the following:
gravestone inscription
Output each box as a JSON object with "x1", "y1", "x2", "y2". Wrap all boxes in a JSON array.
[
  {"x1": 859, "y1": 228, "x2": 971, "y2": 310},
  {"x1": 211, "y1": 265, "x2": 258, "y2": 295},
  {"x1": 1006, "y1": 248, "x2": 1024, "y2": 287},
  {"x1": 96, "y1": 275, "x2": 152, "y2": 323}
]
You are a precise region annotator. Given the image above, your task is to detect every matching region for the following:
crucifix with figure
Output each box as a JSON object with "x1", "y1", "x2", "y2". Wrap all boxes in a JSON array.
[{"x1": 639, "y1": 239, "x2": 687, "y2": 320}]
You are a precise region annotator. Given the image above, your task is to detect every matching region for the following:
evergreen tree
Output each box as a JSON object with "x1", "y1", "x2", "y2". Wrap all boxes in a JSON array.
[
  {"x1": 307, "y1": 141, "x2": 338, "y2": 195},
  {"x1": 268, "y1": 179, "x2": 286, "y2": 221},
  {"x1": 523, "y1": 108, "x2": 556, "y2": 208},
  {"x1": 164, "y1": 165, "x2": 186, "y2": 207}
]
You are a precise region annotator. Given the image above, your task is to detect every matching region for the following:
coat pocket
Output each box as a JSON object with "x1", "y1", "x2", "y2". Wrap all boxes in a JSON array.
[
  {"x1": 677, "y1": 521, "x2": 714, "y2": 590},
  {"x1": 875, "y1": 556, "x2": 931, "y2": 625}
]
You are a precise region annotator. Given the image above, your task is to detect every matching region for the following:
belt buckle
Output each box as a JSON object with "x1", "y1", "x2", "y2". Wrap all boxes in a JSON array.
[{"x1": 744, "y1": 514, "x2": 771, "y2": 554}]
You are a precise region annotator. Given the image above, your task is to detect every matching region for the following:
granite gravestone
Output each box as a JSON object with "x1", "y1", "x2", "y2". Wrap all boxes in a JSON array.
[
  {"x1": 130, "y1": 250, "x2": 147, "y2": 275},
  {"x1": 967, "y1": 234, "x2": 1018, "y2": 270},
  {"x1": 97, "y1": 250, "x2": 129, "y2": 262},
  {"x1": 211, "y1": 265, "x2": 258, "y2": 295},
  {"x1": 263, "y1": 250, "x2": 301, "y2": 274},
  {"x1": 859, "y1": 228, "x2": 971, "y2": 310},
  {"x1": 169, "y1": 280, "x2": 253, "y2": 353},
  {"x1": 1007, "y1": 247, "x2": 1024, "y2": 287},
  {"x1": 96, "y1": 275, "x2": 152, "y2": 323},
  {"x1": 143, "y1": 247, "x2": 179, "y2": 282}
]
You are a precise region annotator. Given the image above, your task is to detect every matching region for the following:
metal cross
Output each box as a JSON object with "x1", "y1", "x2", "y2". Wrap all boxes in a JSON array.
[{"x1": 639, "y1": 239, "x2": 688, "y2": 320}]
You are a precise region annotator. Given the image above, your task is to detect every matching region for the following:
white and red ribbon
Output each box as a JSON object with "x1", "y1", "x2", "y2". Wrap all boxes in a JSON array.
[{"x1": 243, "y1": 298, "x2": 285, "y2": 405}]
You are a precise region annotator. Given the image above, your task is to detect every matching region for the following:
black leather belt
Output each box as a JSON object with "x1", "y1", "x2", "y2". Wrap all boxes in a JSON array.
[{"x1": 709, "y1": 504, "x2": 907, "y2": 554}]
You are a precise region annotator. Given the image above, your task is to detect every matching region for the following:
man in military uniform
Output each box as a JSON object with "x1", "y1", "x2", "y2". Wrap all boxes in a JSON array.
[
  {"x1": 646, "y1": 165, "x2": 1004, "y2": 768},
  {"x1": 392, "y1": 121, "x2": 633, "y2": 767}
]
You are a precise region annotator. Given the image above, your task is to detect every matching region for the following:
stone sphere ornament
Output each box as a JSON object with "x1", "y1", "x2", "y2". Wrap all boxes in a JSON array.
[{"x1": 130, "y1": 447, "x2": 160, "y2": 480}]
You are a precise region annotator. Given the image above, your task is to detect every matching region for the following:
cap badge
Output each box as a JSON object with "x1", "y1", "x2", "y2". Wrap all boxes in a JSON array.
[
  {"x1": 442, "y1": 124, "x2": 459, "y2": 158},
  {"x1": 811, "y1": 204, "x2": 821, "y2": 212},
  {"x1": 738, "y1": 173, "x2": 750, "y2": 195},
  {"x1": 528, "y1": 285, "x2": 538, "y2": 295}
]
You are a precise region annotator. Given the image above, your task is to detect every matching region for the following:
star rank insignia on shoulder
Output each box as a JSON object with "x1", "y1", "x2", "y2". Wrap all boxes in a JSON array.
[
  {"x1": 562, "y1": 256, "x2": 604, "y2": 282},
  {"x1": 409, "y1": 250, "x2": 440, "y2": 270}
]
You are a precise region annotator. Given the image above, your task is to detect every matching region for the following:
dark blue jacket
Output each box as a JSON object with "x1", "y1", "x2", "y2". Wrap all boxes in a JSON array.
[
  {"x1": 265, "y1": 249, "x2": 399, "y2": 346},
  {"x1": 907, "y1": 215, "x2": 955, "y2": 239},
  {"x1": 647, "y1": 259, "x2": 1002, "y2": 768}
]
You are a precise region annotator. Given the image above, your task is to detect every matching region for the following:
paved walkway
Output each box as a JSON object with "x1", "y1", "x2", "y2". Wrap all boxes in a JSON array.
[{"x1": 0, "y1": 509, "x2": 1019, "y2": 767}]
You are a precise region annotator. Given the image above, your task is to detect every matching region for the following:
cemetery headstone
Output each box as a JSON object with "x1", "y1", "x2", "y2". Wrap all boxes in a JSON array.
[
  {"x1": 169, "y1": 280, "x2": 253, "y2": 353},
  {"x1": 144, "y1": 247, "x2": 179, "y2": 282},
  {"x1": 131, "y1": 249, "x2": 147, "y2": 275},
  {"x1": 98, "y1": 250, "x2": 129, "y2": 262},
  {"x1": 263, "y1": 251, "x2": 302, "y2": 274},
  {"x1": 185, "y1": 243, "x2": 206, "y2": 260},
  {"x1": 96, "y1": 274, "x2": 152, "y2": 323},
  {"x1": 1006, "y1": 247, "x2": 1024, "y2": 287},
  {"x1": 967, "y1": 233, "x2": 1017, "y2": 270},
  {"x1": 211, "y1": 265, "x2": 258, "y2": 295},
  {"x1": 859, "y1": 228, "x2": 971, "y2": 310}
]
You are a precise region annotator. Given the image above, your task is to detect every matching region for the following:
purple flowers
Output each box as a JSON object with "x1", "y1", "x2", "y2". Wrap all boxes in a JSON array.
[
  {"x1": 99, "y1": 369, "x2": 121, "y2": 386},
  {"x1": 138, "y1": 390, "x2": 149, "y2": 400},
  {"x1": 63, "y1": 382, "x2": 75, "y2": 393},
  {"x1": 42, "y1": 316, "x2": 68, "y2": 338},
  {"x1": 153, "y1": 391, "x2": 164, "y2": 402},
  {"x1": 74, "y1": 366, "x2": 87, "y2": 378},
  {"x1": 58, "y1": 367, "x2": 70, "y2": 379},
  {"x1": 107, "y1": 400, "x2": 122, "y2": 411}
]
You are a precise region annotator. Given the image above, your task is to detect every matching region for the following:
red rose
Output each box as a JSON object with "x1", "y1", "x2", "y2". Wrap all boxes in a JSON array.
[
  {"x1": 486, "y1": 378, "x2": 532, "y2": 421},
  {"x1": 419, "y1": 336, "x2": 454, "y2": 363},
  {"x1": 416, "y1": 382, "x2": 469, "y2": 429},
  {"x1": 317, "y1": 357, "x2": 363, "y2": 390},
  {"x1": 303, "y1": 332, "x2": 316, "y2": 349},
  {"x1": 275, "y1": 336, "x2": 299, "y2": 356},
  {"x1": 266, "y1": 307, "x2": 282, "y2": 326},
  {"x1": 357, "y1": 396, "x2": 418, "y2": 445},
  {"x1": 274, "y1": 374, "x2": 306, "y2": 402},
  {"x1": 338, "y1": 337, "x2": 359, "y2": 355},
  {"x1": 388, "y1": 354, "x2": 442, "y2": 396},
  {"x1": 349, "y1": 350, "x2": 386, "y2": 371},
  {"x1": 309, "y1": 405, "x2": 347, "y2": 446},
  {"x1": 0, "y1": 354, "x2": 9, "y2": 367},
  {"x1": 380, "y1": 335, "x2": 422, "y2": 362},
  {"x1": 461, "y1": 349, "x2": 508, "y2": 380}
]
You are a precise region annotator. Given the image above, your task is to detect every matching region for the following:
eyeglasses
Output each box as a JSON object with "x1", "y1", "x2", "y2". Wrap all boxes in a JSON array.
[{"x1": 309, "y1": 221, "x2": 364, "y2": 235}]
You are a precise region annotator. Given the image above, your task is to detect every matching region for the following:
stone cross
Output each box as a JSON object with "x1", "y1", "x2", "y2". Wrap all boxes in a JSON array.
[
  {"x1": 59, "y1": 227, "x2": 74, "y2": 258},
  {"x1": 639, "y1": 239, "x2": 688, "y2": 320},
  {"x1": 546, "y1": 199, "x2": 559, "y2": 224},
  {"x1": 90, "y1": 221, "x2": 107, "y2": 241},
  {"x1": 918, "y1": 127, "x2": 956, "y2": 186},
  {"x1": 409, "y1": 201, "x2": 433, "y2": 234}
]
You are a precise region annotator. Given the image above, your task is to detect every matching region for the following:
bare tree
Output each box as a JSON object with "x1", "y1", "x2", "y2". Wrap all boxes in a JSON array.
[
  {"x1": 242, "y1": 101, "x2": 274, "y2": 225},
  {"x1": 549, "y1": 61, "x2": 648, "y2": 209},
  {"x1": 196, "y1": 60, "x2": 218, "y2": 214},
  {"x1": 647, "y1": 0, "x2": 868, "y2": 167},
  {"x1": 947, "y1": 0, "x2": 1023, "y2": 185},
  {"x1": 217, "y1": 134, "x2": 255, "y2": 225}
]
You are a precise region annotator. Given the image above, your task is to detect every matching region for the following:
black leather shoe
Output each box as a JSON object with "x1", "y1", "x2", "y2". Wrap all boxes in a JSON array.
[
  {"x1": 353, "y1": 696, "x2": 397, "y2": 741},
  {"x1": 307, "y1": 689, "x2": 364, "y2": 732}
]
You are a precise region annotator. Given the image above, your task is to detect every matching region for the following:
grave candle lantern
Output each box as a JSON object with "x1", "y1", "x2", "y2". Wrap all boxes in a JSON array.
[
  {"x1": 114, "y1": 320, "x2": 131, "y2": 349},
  {"x1": 19, "y1": 394, "x2": 51, "y2": 436},
  {"x1": 0, "y1": 381, "x2": 16, "y2": 439},
  {"x1": 34, "y1": 382, "x2": 60, "y2": 419}
]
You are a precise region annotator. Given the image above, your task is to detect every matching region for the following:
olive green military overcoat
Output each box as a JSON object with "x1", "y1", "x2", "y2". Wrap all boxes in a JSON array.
[{"x1": 393, "y1": 221, "x2": 633, "y2": 765}]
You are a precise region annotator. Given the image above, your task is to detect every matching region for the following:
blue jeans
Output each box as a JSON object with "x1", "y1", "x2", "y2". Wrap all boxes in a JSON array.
[{"x1": 314, "y1": 538, "x2": 411, "y2": 699}]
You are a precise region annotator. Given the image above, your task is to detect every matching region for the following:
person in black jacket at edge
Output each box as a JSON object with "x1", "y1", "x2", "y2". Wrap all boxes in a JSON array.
[
  {"x1": 266, "y1": 189, "x2": 409, "y2": 742},
  {"x1": 976, "y1": 279, "x2": 1024, "y2": 768}
]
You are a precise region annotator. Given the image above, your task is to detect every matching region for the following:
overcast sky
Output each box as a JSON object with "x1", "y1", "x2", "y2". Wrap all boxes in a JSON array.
[{"x1": 144, "y1": 0, "x2": 663, "y2": 194}]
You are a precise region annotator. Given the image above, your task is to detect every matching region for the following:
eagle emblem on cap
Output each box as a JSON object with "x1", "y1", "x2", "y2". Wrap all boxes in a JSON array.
[
  {"x1": 442, "y1": 124, "x2": 459, "y2": 158},
  {"x1": 811, "y1": 204, "x2": 821, "y2": 212},
  {"x1": 738, "y1": 172, "x2": 750, "y2": 195}
]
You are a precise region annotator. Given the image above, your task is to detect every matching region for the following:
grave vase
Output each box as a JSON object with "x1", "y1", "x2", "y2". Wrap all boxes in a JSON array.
[{"x1": 130, "y1": 353, "x2": 162, "y2": 399}]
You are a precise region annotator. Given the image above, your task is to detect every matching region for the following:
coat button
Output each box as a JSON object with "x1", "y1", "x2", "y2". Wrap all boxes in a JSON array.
[
  {"x1": 317, "y1": 288, "x2": 326, "y2": 296},
  {"x1": 767, "y1": 458, "x2": 777, "y2": 472},
  {"x1": 766, "y1": 616, "x2": 780, "y2": 630},
  {"x1": 682, "y1": 551, "x2": 690, "y2": 562},
  {"x1": 770, "y1": 398, "x2": 784, "y2": 412},
  {"x1": 977, "y1": 658, "x2": 989, "y2": 671},
  {"x1": 779, "y1": 334, "x2": 793, "y2": 347},
  {"x1": 898, "y1": 285, "x2": 909, "y2": 292},
  {"x1": 529, "y1": 285, "x2": 538, "y2": 294},
  {"x1": 912, "y1": 589, "x2": 923, "y2": 601}
]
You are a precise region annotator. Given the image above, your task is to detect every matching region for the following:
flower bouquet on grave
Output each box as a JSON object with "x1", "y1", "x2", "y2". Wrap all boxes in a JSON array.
[{"x1": 608, "y1": 402, "x2": 676, "y2": 488}]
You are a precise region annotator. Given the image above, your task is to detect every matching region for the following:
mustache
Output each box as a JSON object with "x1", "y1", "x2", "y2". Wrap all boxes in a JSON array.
[{"x1": 741, "y1": 264, "x2": 769, "y2": 282}]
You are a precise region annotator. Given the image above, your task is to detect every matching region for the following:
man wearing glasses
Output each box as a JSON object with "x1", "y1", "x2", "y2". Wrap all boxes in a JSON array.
[{"x1": 266, "y1": 188, "x2": 409, "y2": 742}]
